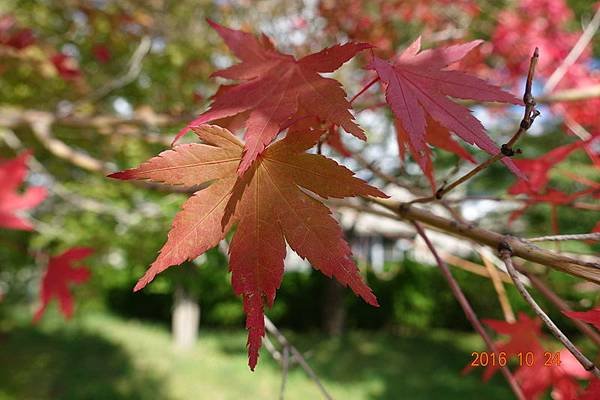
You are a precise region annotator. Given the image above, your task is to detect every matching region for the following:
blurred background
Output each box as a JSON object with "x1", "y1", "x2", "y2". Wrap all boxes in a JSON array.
[{"x1": 0, "y1": 0, "x2": 599, "y2": 399}]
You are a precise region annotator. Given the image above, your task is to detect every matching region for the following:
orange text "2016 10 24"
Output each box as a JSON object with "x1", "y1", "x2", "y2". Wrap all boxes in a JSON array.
[{"x1": 470, "y1": 351, "x2": 562, "y2": 367}]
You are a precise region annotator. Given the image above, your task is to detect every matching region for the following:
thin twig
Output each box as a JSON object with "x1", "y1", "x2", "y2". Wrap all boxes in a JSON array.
[
  {"x1": 538, "y1": 84, "x2": 600, "y2": 103},
  {"x1": 543, "y1": 7, "x2": 600, "y2": 93},
  {"x1": 79, "y1": 36, "x2": 152, "y2": 105},
  {"x1": 349, "y1": 76, "x2": 379, "y2": 104},
  {"x1": 352, "y1": 152, "x2": 415, "y2": 192},
  {"x1": 262, "y1": 334, "x2": 283, "y2": 363},
  {"x1": 279, "y1": 345, "x2": 290, "y2": 400},
  {"x1": 439, "y1": 251, "x2": 515, "y2": 284},
  {"x1": 264, "y1": 316, "x2": 333, "y2": 400},
  {"x1": 412, "y1": 48, "x2": 540, "y2": 203},
  {"x1": 513, "y1": 264, "x2": 600, "y2": 348},
  {"x1": 412, "y1": 222, "x2": 525, "y2": 400},
  {"x1": 499, "y1": 245, "x2": 600, "y2": 378},
  {"x1": 527, "y1": 233, "x2": 600, "y2": 242}
]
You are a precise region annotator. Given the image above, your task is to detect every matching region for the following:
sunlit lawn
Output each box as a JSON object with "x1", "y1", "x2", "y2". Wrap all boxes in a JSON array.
[{"x1": 0, "y1": 312, "x2": 512, "y2": 399}]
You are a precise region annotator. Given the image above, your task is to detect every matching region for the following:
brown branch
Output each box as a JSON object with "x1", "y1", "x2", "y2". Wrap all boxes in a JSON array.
[
  {"x1": 29, "y1": 114, "x2": 111, "y2": 173},
  {"x1": 368, "y1": 197, "x2": 600, "y2": 284},
  {"x1": 412, "y1": 222, "x2": 525, "y2": 400},
  {"x1": 279, "y1": 345, "x2": 290, "y2": 400},
  {"x1": 499, "y1": 247, "x2": 600, "y2": 378}
]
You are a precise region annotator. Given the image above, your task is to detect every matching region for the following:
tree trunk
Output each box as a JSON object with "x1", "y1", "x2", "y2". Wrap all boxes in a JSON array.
[
  {"x1": 172, "y1": 284, "x2": 200, "y2": 349},
  {"x1": 322, "y1": 279, "x2": 346, "y2": 336}
]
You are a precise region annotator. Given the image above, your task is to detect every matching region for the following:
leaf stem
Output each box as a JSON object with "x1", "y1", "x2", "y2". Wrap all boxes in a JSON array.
[{"x1": 349, "y1": 76, "x2": 380, "y2": 104}]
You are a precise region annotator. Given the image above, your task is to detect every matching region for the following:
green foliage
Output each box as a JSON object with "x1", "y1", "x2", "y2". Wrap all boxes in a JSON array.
[{"x1": 0, "y1": 312, "x2": 513, "y2": 400}]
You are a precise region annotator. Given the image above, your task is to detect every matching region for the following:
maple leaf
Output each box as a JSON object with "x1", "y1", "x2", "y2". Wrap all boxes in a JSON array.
[
  {"x1": 508, "y1": 188, "x2": 592, "y2": 224},
  {"x1": 109, "y1": 124, "x2": 386, "y2": 369},
  {"x1": 478, "y1": 313, "x2": 545, "y2": 381},
  {"x1": 508, "y1": 140, "x2": 585, "y2": 195},
  {"x1": 34, "y1": 247, "x2": 93, "y2": 322},
  {"x1": 174, "y1": 20, "x2": 369, "y2": 173},
  {"x1": 369, "y1": 37, "x2": 523, "y2": 189},
  {"x1": 472, "y1": 314, "x2": 592, "y2": 399},
  {"x1": 515, "y1": 349, "x2": 590, "y2": 400},
  {"x1": 564, "y1": 307, "x2": 600, "y2": 331},
  {"x1": 0, "y1": 151, "x2": 47, "y2": 231}
]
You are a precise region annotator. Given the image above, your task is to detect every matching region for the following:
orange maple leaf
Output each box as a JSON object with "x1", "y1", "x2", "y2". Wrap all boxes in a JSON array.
[{"x1": 110, "y1": 124, "x2": 386, "y2": 369}]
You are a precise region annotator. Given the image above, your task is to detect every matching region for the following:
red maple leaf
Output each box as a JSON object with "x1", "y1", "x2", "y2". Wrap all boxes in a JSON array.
[
  {"x1": 0, "y1": 151, "x2": 47, "y2": 231},
  {"x1": 564, "y1": 307, "x2": 600, "y2": 331},
  {"x1": 509, "y1": 140, "x2": 585, "y2": 195},
  {"x1": 474, "y1": 314, "x2": 592, "y2": 399},
  {"x1": 110, "y1": 124, "x2": 385, "y2": 369},
  {"x1": 478, "y1": 313, "x2": 545, "y2": 381},
  {"x1": 515, "y1": 349, "x2": 590, "y2": 399},
  {"x1": 34, "y1": 247, "x2": 93, "y2": 322},
  {"x1": 174, "y1": 20, "x2": 369, "y2": 173},
  {"x1": 508, "y1": 188, "x2": 593, "y2": 224},
  {"x1": 368, "y1": 37, "x2": 523, "y2": 190}
]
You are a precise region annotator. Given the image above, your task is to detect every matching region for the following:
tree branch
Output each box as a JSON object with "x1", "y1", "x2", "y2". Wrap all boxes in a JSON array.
[
  {"x1": 499, "y1": 246, "x2": 600, "y2": 378},
  {"x1": 367, "y1": 197, "x2": 600, "y2": 283},
  {"x1": 527, "y1": 233, "x2": 600, "y2": 242},
  {"x1": 513, "y1": 265, "x2": 600, "y2": 348}
]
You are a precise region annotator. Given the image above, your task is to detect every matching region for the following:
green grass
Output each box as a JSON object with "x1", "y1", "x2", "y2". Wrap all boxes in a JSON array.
[{"x1": 0, "y1": 312, "x2": 513, "y2": 399}]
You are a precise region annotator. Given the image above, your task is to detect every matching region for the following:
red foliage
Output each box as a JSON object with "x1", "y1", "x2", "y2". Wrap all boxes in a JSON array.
[
  {"x1": 0, "y1": 15, "x2": 35, "y2": 50},
  {"x1": 491, "y1": 0, "x2": 600, "y2": 133},
  {"x1": 110, "y1": 125, "x2": 385, "y2": 369},
  {"x1": 175, "y1": 20, "x2": 369, "y2": 173},
  {"x1": 0, "y1": 151, "x2": 47, "y2": 231},
  {"x1": 51, "y1": 53, "x2": 82, "y2": 80},
  {"x1": 92, "y1": 44, "x2": 112, "y2": 63},
  {"x1": 34, "y1": 247, "x2": 93, "y2": 322},
  {"x1": 508, "y1": 141, "x2": 585, "y2": 195},
  {"x1": 470, "y1": 313, "x2": 593, "y2": 399},
  {"x1": 564, "y1": 307, "x2": 600, "y2": 331},
  {"x1": 369, "y1": 37, "x2": 521, "y2": 190}
]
